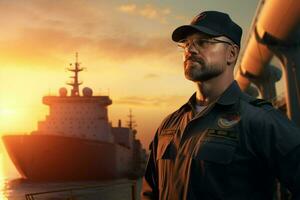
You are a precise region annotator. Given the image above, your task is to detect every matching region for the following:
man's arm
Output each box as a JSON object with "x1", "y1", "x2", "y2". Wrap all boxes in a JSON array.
[
  {"x1": 252, "y1": 107, "x2": 300, "y2": 198},
  {"x1": 141, "y1": 133, "x2": 159, "y2": 200},
  {"x1": 278, "y1": 145, "x2": 300, "y2": 198}
]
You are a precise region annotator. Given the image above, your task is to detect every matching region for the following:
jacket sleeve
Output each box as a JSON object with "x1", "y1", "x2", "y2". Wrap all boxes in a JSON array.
[
  {"x1": 141, "y1": 131, "x2": 159, "y2": 200},
  {"x1": 251, "y1": 108, "x2": 300, "y2": 198}
]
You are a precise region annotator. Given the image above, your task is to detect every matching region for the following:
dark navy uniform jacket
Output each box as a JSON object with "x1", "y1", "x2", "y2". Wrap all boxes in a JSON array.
[{"x1": 141, "y1": 81, "x2": 300, "y2": 200}]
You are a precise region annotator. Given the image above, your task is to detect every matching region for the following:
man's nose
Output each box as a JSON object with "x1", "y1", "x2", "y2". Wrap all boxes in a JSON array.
[
  {"x1": 185, "y1": 42, "x2": 198, "y2": 54},
  {"x1": 184, "y1": 50, "x2": 196, "y2": 61}
]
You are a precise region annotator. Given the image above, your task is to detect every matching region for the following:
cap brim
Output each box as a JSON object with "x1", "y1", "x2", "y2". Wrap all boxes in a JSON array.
[{"x1": 172, "y1": 25, "x2": 222, "y2": 42}]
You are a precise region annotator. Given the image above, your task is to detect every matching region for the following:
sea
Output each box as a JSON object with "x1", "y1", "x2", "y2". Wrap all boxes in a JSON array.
[{"x1": 0, "y1": 178, "x2": 142, "y2": 200}]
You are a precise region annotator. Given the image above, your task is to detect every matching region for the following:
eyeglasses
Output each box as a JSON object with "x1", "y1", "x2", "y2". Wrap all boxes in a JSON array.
[{"x1": 177, "y1": 38, "x2": 234, "y2": 51}]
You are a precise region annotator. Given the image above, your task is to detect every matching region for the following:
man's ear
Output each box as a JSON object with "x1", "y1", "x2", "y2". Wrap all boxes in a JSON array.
[{"x1": 227, "y1": 45, "x2": 239, "y2": 65}]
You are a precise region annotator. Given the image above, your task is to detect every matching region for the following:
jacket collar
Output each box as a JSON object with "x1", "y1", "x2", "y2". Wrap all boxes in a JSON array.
[
  {"x1": 215, "y1": 80, "x2": 242, "y2": 106},
  {"x1": 184, "y1": 80, "x2": 242, "y2": 111}
]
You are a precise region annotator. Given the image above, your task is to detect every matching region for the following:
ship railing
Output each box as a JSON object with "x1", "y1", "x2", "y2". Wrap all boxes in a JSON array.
[
  {"x1": 270, "y1": 92, "x2": 286, "y2": 109},
  {"x1": 25, "y1": 179, "x2": 139, "y2": 200}
]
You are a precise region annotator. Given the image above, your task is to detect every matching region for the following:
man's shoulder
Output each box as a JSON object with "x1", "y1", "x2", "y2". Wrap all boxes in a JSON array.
[
  {"x1": 157, "y1": 106, "x2": 187, "y2": 134},
  {"x1": 238, "y1": 92, "x2": 300, "y2": 156},
  {"x1": 239, "y1": 92, "x2": 274, "y2": 115},
  {"x1": 237, "y1": 92, "x2": 290, "y2": 129}
]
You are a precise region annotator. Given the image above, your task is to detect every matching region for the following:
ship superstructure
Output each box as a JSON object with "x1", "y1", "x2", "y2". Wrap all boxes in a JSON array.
[
  {"x1": 37, "y1": 53, "x2": 113, "y2": 142},
  {"x1": 2, "y1": 54, "x2": 146, "y2": 181}
]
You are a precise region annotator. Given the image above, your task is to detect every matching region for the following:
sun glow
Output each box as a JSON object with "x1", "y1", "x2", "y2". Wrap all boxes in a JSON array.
[
  {"x1": 0, "y1": 109, "x2": 15, "y2": 117},
  {"x1": 0, "y1": 108, "x2": 19, "y2": 131},
  {"x1": 0, "y1": 107, "x2": 18, "y2": 133}
]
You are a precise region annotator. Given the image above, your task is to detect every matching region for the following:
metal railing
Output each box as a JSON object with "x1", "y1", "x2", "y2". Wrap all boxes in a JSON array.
[{"x1": 25, "y1": 179, "x2": 138, "y2": 200}]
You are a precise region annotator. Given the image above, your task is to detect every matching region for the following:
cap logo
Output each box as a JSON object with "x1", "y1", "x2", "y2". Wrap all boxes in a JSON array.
[{"x1": 191, "y1": 13, "x2": 206, "y2": 24}]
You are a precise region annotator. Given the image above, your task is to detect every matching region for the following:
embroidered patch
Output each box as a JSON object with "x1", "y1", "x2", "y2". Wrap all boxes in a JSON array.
[{"x1": 217, "y1": 113, "x2": 241, "y2": 129}]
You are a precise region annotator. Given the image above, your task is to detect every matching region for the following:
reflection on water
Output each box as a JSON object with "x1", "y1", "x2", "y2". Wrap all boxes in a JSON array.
[
  {"x1": 0, "y1": 178, "x2": 142, "y2": 200},
  {"x1": 0, "y1": 151, "x2": 142, "y2": 199},
  {"x1": 0, "y1": 153, "x2": 8, "y2": 200}
]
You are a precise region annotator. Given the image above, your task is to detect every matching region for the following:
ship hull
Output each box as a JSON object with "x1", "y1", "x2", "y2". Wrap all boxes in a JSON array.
[{"x1": 2, "y1": 135, "x2": 132, "y2": 181}]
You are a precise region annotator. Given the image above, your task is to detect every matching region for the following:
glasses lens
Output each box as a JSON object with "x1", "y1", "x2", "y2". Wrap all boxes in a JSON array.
[
  {"x1": 194, "y1": 39, "x2": 208, "y2": 48},
  {"x1": 177, "y1": 39, "x2": 188, "y2": 48},
  {"x1": 176, "y1": 38, "x2": 234, "y2": 52}
]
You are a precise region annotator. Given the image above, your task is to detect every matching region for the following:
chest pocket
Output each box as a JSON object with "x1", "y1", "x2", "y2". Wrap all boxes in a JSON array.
[
  {"x1": 157, "y1": 134, "x2": 176, "y2": 160},
  {"x1": 156, "y1": 132, "x2": 177, "y2": 190},
  {"x1": 193, "y1": 129, "x2": 238, "y2": 164}
]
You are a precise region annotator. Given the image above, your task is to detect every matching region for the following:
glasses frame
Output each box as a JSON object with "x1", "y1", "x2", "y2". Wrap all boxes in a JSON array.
[{"x1": 177, "y1": 38, "x2": 234, "y2": 50}]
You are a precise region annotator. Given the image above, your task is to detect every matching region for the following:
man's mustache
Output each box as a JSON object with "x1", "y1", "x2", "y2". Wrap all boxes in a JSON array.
[{"x1": 184, "y1": 56, "x2": 204, "y2": 65}]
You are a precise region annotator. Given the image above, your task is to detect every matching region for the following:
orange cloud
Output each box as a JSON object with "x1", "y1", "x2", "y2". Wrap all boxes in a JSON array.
[
  {"x1": 117, "y1": 3, "x2": 171, "y2": 24},
  {"x1": 0, "y1": 27, "x2": 178, "y2": 69},
  {"x1": 144, "y1": 73, "x2": 159, "y2": 79},
  {"x1": 0, "y1": 1, "x2": 182, "y2": 72},
  {"x1": 174, "y1": 15, "x2": 190, "y2": 23},
  {"x1": 0, "y1": 1, "x2": 116, "y2": 40},
  {"x1": 118, "y1": 4, "x2": 137, "y2": 13},
  {"x1": 114, "y1": 95, "x2": 187, "y2": 106}
]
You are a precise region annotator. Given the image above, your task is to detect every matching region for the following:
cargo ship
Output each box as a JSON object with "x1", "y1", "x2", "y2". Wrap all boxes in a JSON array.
[{"x1": 2, "y1": 54, "x2": 146, "y2": 181}]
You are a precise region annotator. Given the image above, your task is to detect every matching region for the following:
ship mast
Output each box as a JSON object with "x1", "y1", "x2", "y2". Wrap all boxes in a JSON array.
[
  {"x1": 127, "y1": 109, "x2": 137, "y2": 130},
  {"x1": 67, "y1": 52, "x2": 83, "y2": 96}
]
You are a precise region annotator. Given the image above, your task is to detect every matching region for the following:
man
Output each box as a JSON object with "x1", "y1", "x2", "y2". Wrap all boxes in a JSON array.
[{"x1": 141, "y1": 11, "x2": 300, "y2": 200}]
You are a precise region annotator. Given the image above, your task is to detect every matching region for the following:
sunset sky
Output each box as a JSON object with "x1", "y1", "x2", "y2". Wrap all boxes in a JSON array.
[{"x1": 0, "y1": 0, "x2": 260, "y2": 178}]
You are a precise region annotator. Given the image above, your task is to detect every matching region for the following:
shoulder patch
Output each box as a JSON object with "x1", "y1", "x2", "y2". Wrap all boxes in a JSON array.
[{"x1": 250, "y1": 99, "x2": 273, "y2": 107}]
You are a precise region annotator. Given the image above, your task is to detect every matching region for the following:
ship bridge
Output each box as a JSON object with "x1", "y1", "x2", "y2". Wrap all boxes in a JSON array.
[{"x1": 36, "y1": 54, "x2": 113, "y2": 142}]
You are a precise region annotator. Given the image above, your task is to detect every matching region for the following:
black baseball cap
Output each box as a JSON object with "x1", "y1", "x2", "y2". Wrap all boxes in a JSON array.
[{"x1": 172, "y1": 11, "x2": 242, "y2": 46}]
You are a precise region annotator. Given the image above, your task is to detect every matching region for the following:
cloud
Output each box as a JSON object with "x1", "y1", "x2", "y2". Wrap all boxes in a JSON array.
[
  {"x1": 24, "y1": 0, "x2": 104, "y2": 22},
  {"x1": 114, "y1": 95, "x2": 187, "y2": 107},
  {"x1": 139, "y1": 5, "x2": 159, "y2": 19},
  {"x1": 118, "y1": 4, "x2": 137, "y2": 13},
  {"x1": 117, "y1": 3, "x2": 171, "y2": 24},
  {"x1": 0, "y1": 28, "x2": 91, "y2": 68},
  {"x1": 0, "y1": 1, "x2": 180, "y2": 70},
  {"x1": 174, "y1": 15, "x2": 190, "y2": 22},
  {"x1": 144, "y1": 73, "x2": 159, "y2": 79},
  {"x1": 0, "y1": 26, "x2": 177, "y2": 69},
  {"x1": 95, "y1": 36, "x2": 176, "y2": 61},
  {"x1": 0, "y1": 0, "x2": 111, "y2": 39}
]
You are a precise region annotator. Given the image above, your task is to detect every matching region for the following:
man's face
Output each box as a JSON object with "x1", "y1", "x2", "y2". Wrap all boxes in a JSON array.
[{"x1": 181, "y1": 33, "x2": 232, "y2": 82}]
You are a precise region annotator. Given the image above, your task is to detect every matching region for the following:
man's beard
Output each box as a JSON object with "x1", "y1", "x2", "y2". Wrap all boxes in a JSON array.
[{"x1": 184, "y1": 59, "x2": 224, "y2": 82}]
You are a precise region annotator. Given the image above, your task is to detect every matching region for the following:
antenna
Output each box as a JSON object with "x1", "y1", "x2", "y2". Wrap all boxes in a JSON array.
[
  {"x1": 127, "y1": 109, "x2": 137, "y2": 130},
  {"x1": 66, "y1": 52, "x2": 84, "y2": 96}
]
